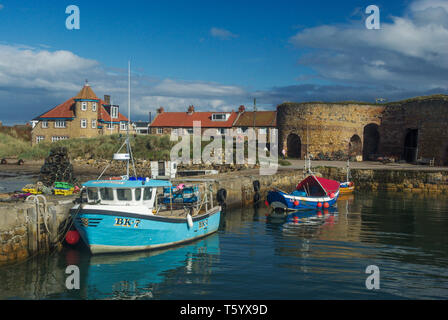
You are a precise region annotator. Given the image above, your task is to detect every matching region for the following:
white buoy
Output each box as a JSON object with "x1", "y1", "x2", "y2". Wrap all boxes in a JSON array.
[{"x1": 187, "y1": 213, "x2": 193, "y2": 229}]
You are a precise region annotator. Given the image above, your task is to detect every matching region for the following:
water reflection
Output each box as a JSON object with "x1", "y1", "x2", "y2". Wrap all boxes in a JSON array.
[
  {"x1": 1, "y1": 191, "x2": 447, "y2": 299},
  {"x1": 80, "y1": 234, "x2": 220, "y2": 300}
]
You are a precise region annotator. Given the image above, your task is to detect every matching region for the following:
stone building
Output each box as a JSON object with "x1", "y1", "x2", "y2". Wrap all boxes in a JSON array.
[
  {"x1": 31, "y1": 83, "x2": 132, "y2": 145},
  {"x1": 277, "y1": 95, "x2": 448, "y2": 165}
]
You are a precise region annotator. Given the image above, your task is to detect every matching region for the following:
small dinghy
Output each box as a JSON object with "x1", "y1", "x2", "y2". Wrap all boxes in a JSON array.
[{"x1": 266, "y1": 174, "x2": 340, "y2": 212}]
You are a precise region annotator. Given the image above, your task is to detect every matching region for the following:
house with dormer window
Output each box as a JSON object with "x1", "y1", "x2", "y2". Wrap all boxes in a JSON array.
[
  {"x1": 149, "y1": 105, "x2": 238, "y2": 136},
  {"x1": 31, "y1": 83, "x2": 132, "y2": 145}
]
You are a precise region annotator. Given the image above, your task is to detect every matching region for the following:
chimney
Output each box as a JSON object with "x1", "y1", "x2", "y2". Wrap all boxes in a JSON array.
[
  {"x1": 104, "y1": 95, "x2": 111, "y2": 105},
  {"x1": 238, "y1": 105, "x2": 245, "y2": 113},
  {"x1": 157, "y1": 107, "x2": 164, "y2": 114},
  {"x1": 187, "y1": 105, "x2": 195, "y2": 115}
]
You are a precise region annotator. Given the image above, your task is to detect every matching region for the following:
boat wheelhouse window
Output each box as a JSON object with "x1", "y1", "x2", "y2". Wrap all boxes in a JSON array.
[
  {"x1": 87, "y1": 188, "x2": 99, "y2": 201},
  {"x1": 117, "y1": 188, "x2": 132, "y2": 201},
  {"x1": 143, "y1": 187, "x2": 152, "y2": 200},
  {"x1": 100, "y1": 188, "x2": 114, "y2": 200},
  {"x1": 135, "y1": 188, "x2": 142, "y2": 201}
]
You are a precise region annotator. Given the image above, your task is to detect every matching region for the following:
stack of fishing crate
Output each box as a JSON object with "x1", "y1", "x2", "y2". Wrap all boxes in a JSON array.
[{"x1": 53, "y1": 181, "x2": 74, "y2": 196}]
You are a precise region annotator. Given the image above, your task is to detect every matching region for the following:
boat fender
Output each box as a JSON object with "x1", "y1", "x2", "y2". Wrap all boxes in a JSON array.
[
  {"x1": 187, "y1": 213, "x2": 193, "y2": 229},
  {"x1": 253, "y1": 180, "x2": 260, "y2": 192},
  {"x1": 217, "y1": 188, "x2": 227, "y2": 204}
]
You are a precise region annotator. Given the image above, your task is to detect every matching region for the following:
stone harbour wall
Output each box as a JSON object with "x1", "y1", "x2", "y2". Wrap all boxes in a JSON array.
[{"x1": 0, "y1": 197, "x2": 75, "y2": 265}]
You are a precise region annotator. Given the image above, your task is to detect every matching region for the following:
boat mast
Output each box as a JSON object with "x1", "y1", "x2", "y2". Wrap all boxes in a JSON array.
[{"x1": 126, "y1": 60, "x2": 137, "y2": 178}]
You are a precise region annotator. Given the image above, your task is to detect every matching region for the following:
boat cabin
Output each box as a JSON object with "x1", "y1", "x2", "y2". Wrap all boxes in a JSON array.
[{"x1": 83, "y1": 179, "x2": 171, "y2": 208}]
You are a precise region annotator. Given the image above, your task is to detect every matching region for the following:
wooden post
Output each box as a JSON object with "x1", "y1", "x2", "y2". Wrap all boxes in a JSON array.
[{"x1": 26, "y1": 207, "x2": 38, "y2": 255}]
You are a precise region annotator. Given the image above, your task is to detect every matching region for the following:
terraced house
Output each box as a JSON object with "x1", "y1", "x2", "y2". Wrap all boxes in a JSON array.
[{"x1": 31, "y1": 83, "x2": 131, "y2": 145}]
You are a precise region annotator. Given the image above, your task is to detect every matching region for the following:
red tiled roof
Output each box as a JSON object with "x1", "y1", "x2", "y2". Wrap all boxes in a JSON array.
[
  {"x1": 35, "y1": 98, "x2": 128, "y2": 122},
  {"x1": 98, "y1": 100, "x2": 129, "y2": 122},
  {"x1": 36, "y1": 98, "x2": 76, "y2": 119},
  {"x1": 150, "y1": 111, "x2": 238, "y2": 128},
  {"x1": 75, "y1": 85, "x2": 99, "y2": 100},
  {"x1": 233, "y1": 111, "x2": 277, "y2": 127}
]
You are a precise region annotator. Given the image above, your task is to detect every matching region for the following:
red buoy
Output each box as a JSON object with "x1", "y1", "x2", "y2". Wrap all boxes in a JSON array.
[
  {"x1": 317, "y1": 202, "x2": 322, "y2": 208},
  {"x1": 293, "y1": 200, "x2": 299, "y2": 206},
  {"x1": 330, "y1": 193, "x2": 335, "y2": 199},
  {"x1": 324, "y1": 202, "x2": 330, "y2": 208},
  {"x1": 265, "y1": 200, "x2": 269, "y2": 207},
  {"x1": 66, "y1": 230, "x2": 80, "y2": 245}
]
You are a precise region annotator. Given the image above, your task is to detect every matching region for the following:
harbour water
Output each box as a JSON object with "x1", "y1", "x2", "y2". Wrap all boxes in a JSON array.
[{"x1": 0, "y1": 191, "x2": 447, "y2": 300}]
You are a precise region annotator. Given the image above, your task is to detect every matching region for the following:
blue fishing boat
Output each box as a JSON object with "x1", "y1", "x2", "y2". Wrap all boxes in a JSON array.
[
  {"x1": 70, "y1": 178, "x2": 220, "y2": 254},
  {"x1": 69, "y1": 63, "x2": 221, "y2": 254},
  {"x1": 266, "y1": 174, "x2": 340, "y2": 212}
]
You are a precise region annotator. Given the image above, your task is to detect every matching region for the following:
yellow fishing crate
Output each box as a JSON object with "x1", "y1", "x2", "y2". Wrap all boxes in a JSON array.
[
  {"x1": 54, "y1": 189, "x2": 74, "y2": 196},
  {"x1": 22, "y1": 188, "x2": 42, "y2": 194}
]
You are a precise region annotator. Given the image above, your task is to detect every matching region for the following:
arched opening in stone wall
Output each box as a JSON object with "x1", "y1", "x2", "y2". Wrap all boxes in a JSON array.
[
  {"x1": 444, "y1": 145, "x2": 448, "y2": 166},
  {"x1": 287, "y1": 133, "x2": 302, "y2": 158},
  {"x1": 363, "y1": 124, "x2": 380, "y2": 161},
  {"x1": 348, "y1": 135, "x2": 362, "y2": 158},
  {"x1": 403, "y1": 129, "x2": 419, "y2": 163}
]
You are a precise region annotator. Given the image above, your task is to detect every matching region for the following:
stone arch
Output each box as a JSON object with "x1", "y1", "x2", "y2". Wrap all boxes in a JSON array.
[
  {"x1": 287, "y1": 133, "x2": 302, "y2": 158},
  {"x1": 403, "y1": 129, "x2": 418, "y2": 163},
  {"x1": 363, "y1": 123, "x2": 380, "y2": 161},
  {"x1": 348, "y1": 134, "x2": 362, "y2": 158}
]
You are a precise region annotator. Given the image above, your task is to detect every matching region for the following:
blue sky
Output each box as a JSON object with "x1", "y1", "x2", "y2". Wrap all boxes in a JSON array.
[{"x1": 1, "y1": 0, "x2": 448, "y2": 124}]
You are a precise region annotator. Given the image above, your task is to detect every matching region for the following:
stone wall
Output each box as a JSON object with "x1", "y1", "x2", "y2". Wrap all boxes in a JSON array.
[
  {"x1": 277, "y1": 102, "x2": 384, "y2": 160},
  {"x1": 277, "y1": 96, "x2": 448, "y2": 165},
  {"x1": 0, "y1": 197, "x2": 75, "y2": 265}
]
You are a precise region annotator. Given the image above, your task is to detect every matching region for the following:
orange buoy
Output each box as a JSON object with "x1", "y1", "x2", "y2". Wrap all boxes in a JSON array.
[
  {"x1": 330, "y1": 193, "x2": 335, "y2": 198},
  {"x1": 317, "y1": 202, "x2": 322, "y2": 208},
  {"x1": 323, "y1": 202, "x2": 330, "y2": 208},
  {"x1": 293, "y1": 200, "x2": 299, "y2": 206}
]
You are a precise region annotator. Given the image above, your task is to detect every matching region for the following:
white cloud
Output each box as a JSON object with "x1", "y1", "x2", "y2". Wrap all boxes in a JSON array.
[
  {"x1": 0, "y1": 44, "x2": 251, "y2": 123},
  {"x1": 289, "y1": 0, "x2": 448, "y2": 92},
  {"x1": 210, "y1": 27, "x2": 238, "y2": 40}
]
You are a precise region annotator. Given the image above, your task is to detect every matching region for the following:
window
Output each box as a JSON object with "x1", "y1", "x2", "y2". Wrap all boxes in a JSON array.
[
  {"x1": 258, "y1": 128, "x2": 267, "y2": 135},
  {"x1": 87, "y1": 188, "x2": 99, "y2": 201},
  {"x1": 55, "y1": 120, "x2": 66, "y2": 128},
  {"x1": 92, "y1": 102, "x2": 97, "y2": 112},
  {"x1": 143, "y1": 188, "x2": 152, "y2": 200},
  {"x1": 51, "y1": 136, "x2": 68, "y2": 142},
  {"x1": 157, "y1": 128, "x2": 163, "y2": 134},
  {"x1": 41, "y1": 121, "x2": 48, "y2": 128},
  {"x1": 120, "y1": 122, "x2": 127, "y2": 131},
  {"x1": 100, "y1": 188, "x2": 114, "y2": 200},
  {"x1": 187, "y1": 128, "x2": 193, "y2": 134},
  {"x1": 107, "y1": 123, "x2": 114, "y2": 130},
  {"x1": 92, "y1": 119, "x2": 96, "y2": 128},
  {"x1": 218, "y1": 128, "x2": 227, "y2": 135},
  {"x1": 212, "y1": 113, "x2": 227, "y2": 121},
  {"x1": 135, "y1": 188, "x2": 142, "y2": 201},
  {"x1": 81, "y1": 119, "x2": 87, "y2": 128},
  {"x1": 36, "y1": 136, "x2": 44, "y2": 144},
  {"x1": 117, "y1": 188, "x2": 132, "y2": 201},
  {"x1": 111, "y1": 106, "x2": 118, "y2": 118},
  {"x1": 81, "y1": 102, "x2": 87, "y2": 111}
]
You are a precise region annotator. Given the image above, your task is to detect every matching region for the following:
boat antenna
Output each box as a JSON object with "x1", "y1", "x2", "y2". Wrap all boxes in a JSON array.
[{"x1": 127, "y1": 60, "x2": 137, "y2": 178}]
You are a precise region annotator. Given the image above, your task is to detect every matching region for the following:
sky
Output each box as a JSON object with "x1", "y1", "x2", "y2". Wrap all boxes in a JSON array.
[{"x1": 1, "y1": 0, "x2": 448, "y2": 125}]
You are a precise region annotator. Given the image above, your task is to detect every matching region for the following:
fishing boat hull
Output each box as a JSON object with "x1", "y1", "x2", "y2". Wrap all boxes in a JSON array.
[
  {"x1": 70, "y1": 206, "x2": 221, "y2": 254},
  {"x1": 267, "y1": 190, "x2": 339, "y2": 211}
]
